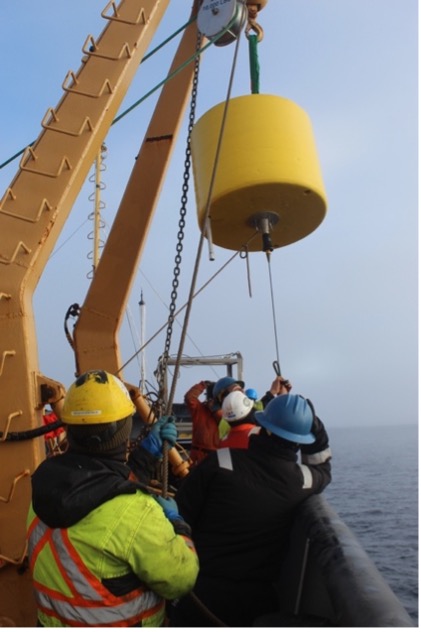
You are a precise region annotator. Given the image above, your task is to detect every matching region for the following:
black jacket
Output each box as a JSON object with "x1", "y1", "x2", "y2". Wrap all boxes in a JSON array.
[
  {"x1": 31, "y1": 452, "x2": 139, "y2": 528},
  {"x1": 172, "y1": 417, "x2": 331, "y2": 626}
]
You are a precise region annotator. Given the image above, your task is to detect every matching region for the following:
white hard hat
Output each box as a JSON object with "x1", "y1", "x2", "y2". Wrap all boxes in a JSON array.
[{"x1": 222, "y1": 390, "x2": 253, "y2": 423}]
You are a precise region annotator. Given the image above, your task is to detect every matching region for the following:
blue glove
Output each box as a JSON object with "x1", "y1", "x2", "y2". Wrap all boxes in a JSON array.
[
  {"x1": 155, "y1": 495, "x2": 182, "y2": 522},
  {"x1": 141, "y1": 416, "x2": 178, "y2": 457}
]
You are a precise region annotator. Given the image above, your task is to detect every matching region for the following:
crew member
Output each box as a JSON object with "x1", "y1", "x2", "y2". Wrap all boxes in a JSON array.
[
  {"x1": 213, "y1": 374, "x2": 291, "y2": 410},
  {"x1": 219, "y1": 390, "x2": 259, "y2": 448},
  {"x1": 27, "y1": 369, "x2": 198, "y2": 627},
  {"x1": 219, "y1": 376, "x2": 292, "y2": 448},
  {"x1": 184, "y1": 380, "x2": 222, "y2": 465},
  {"x1": 170, "y1": 392, "x2": 332, "y2": 627}
]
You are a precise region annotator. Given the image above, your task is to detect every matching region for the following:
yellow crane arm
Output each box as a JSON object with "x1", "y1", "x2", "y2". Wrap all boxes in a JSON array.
[{"x1": 0, "y1": 1, "x2": 193, "y2": 625}]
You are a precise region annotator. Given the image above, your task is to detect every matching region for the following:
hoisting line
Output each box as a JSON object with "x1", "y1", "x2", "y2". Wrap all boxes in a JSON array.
[
  {"x1": 254, "y1": 212, "x2": 283, "y2": 376},
  {"x1": 266, "y1": 252, "x2": 282, "y2": 375},
  {"x1": 156, "y1": 23, "x2": 244, "y2": 501},
  {"x1": 119, "y1": 250, "x2": 241, "y2": 372},
  {"x1": 157, "y1": 26, "x2": 203, "y2": 498},
  {"x1": 247, "y1": 14, "x2": 283, "y2": 373},
  {"x1": 0, "y1": 15, "x2": 238, "y2": 171},
  {"x1": 165, "y1": 22, "x2": 244, "y2": 416},
  {"x1": 149, "y1": 7, "x2": 250, "y2": 416}
]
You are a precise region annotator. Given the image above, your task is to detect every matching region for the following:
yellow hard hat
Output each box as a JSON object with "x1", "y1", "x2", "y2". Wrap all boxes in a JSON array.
[{"x1": 61, "y1": 370, "x2": 135, "y2": 424}]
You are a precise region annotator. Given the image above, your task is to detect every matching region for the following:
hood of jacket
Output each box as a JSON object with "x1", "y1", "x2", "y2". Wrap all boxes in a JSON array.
[{"x1": 31, "y1": 451, "x2": 139, "y2": 528}]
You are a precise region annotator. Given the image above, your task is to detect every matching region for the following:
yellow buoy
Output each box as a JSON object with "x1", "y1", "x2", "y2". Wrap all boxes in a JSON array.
[{"x1": 191, "y1": 94, "x2": 328, "y2": 252}]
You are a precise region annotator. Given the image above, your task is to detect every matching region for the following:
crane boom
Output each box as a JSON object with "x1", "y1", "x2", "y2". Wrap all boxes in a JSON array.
[{"x1": 74, "y1": 9, "x2": 201, "y2": 378}]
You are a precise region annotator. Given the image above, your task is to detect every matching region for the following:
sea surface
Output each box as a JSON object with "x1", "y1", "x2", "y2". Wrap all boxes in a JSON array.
[{"x1": 323, "y1": 423, "x2": 418, "y2": 625}]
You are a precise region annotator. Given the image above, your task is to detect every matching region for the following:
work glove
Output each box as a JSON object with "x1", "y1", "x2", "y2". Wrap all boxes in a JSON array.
[
  {"x1": 141, "y1": 415, "x2": 178, "y2": 457},
  {"x1": 155, "y1": 495, "x2": 183, "y2": 522}
]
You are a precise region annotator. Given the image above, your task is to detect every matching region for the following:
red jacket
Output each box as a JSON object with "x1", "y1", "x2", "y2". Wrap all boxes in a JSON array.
[
  {"x1": 219, "y1": 423, "x2": 260, "y2": 449},
  {"x1": 42, "y1": 411, "x2": 64, "y2": 439},
  {"x1": 184, "y1": 382, "x2": 222, "y2": 465}
]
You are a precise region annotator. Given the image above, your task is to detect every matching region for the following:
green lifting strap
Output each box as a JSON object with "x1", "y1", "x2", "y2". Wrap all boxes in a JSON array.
[{"x1": 248, "y1": 34, "x2": 260, "y2": 94}]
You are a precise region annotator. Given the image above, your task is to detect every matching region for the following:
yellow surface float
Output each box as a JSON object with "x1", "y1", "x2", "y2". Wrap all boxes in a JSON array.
[{"x1": 191, "y1": 94, "x2": 328, "y2": 251}]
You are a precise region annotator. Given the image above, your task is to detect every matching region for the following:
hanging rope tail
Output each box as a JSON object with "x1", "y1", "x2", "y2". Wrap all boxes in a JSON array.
[{"x1": 248, "y1": 33, "x2": 260, "y2": 94}]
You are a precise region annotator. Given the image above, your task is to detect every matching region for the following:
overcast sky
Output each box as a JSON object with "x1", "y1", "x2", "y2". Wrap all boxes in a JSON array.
[{"x1": 0, "y1": 1, "x2": 417, "y2": 428}]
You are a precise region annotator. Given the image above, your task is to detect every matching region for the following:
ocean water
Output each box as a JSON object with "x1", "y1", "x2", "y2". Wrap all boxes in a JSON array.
[{"x1": 323, "y1": 424, "x2": 418, "y2": 625}]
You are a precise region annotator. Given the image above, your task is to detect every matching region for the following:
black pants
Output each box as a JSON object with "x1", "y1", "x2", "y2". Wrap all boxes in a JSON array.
[{"x1": 168, "y1": 577, "x2": 278, "y2": 628}]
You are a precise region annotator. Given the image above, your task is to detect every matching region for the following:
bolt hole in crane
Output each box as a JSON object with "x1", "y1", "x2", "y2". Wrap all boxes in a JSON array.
[{"x1": 0, "y1": 0, "x2": 416, "y2": 627}]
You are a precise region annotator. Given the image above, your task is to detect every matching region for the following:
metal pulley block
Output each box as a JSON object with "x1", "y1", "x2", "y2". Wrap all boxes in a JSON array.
[{"x1": 197, "y1": 0, "x2": 248, "y2": 46}]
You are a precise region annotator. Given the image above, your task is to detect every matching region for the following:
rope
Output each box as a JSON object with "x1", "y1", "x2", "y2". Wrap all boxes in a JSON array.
[
  {"x1": 112, "y1": 31, "x2": 222, "y2": 126},
  {"x1": 0, "y1": 15, "x2": 240, "y2": 171},
  {"x1": 118, "y1": 250, "x2": 242, "y2": 372},
  {"x1": 157, "y1": 15, "x2": 249, "y2": 499},
  {"x1": 187, "y1": 592, "x2": 228, "y2": 627},
  {"x1": 157, "y1": 25, "x2": 203, "y2": 498},
  {"x1": 159, "y1": 23, "x2": 248, "y2": 509},
  {"x1": 267, "y1": 254, "x2": 282, "y2": 373},
  {"x1": 165, "y1": 25, "x2": 244, "y2": 416},
  {"x1": 240, "y1": 245, "x2": 253, "y2": 297}
]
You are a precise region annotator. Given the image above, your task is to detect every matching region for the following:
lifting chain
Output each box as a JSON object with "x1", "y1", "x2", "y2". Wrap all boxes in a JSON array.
[{"x1": 156, "y1": 31, "x2": 202, "y2": 417}]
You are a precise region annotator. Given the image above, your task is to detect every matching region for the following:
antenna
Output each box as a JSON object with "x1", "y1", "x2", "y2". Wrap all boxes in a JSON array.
[{"x1": 139, "y1": 290, "x2": 146, "y2": 393}]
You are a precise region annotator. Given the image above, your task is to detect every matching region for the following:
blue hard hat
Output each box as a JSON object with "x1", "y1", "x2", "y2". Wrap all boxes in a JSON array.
[
  {"x1": 213, "y1": 377, "x2": 245, "y2": 400},
  {"x1": 245, "y1": 388, "x2": 258, "y2": 401},
  {"x1": 255, "y1": 394, "x2": 315, "y2": 444}
]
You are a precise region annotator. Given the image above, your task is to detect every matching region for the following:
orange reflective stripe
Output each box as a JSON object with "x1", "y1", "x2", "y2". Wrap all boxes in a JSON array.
[
  {"x1": 179, "y1": 535, "x2": 197, "y2": 553},
  {"x1": 28, "y1": 516, "x2": 163, "y2": 626}
]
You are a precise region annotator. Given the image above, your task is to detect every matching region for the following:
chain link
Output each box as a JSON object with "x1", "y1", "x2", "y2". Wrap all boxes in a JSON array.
[{"x1": 156, "y1": 32, "x2": 202, "y2": 415}]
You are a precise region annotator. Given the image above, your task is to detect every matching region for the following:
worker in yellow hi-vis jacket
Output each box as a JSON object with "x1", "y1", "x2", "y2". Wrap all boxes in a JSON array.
[{"x1": 27, "y1": 369, "x2": 198, "y2": 627}]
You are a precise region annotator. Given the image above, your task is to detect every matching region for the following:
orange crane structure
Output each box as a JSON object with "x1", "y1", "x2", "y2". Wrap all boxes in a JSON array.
[{"x1": 0, "y1": 1, "x2": 414, "y2": 627}]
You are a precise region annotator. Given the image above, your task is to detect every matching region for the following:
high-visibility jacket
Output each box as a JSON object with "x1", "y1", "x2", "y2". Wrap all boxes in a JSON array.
[{"x1": 27, "y1": 453, "x2": 199, "y2": 627}]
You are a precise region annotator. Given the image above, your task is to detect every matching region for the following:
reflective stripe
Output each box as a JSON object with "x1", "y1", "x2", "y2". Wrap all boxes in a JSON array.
[
  {"x1": 298, "y1": 463, "x2": 313, "y2": 489},
  {"x1": 27, "y1": 515, "x2": 163, "y2": 626},
  {"x1": 217, "y1": 448, "x2": 233, "y2": 471},
  {"x1": 301, "y1": 447, "x2": 332, "y2": 465},
  {"x1": 35, "y1": 585, "x2": 162, "y2": 627},
  {"x1": 27, "y1": 518, "x2": 47, "y2": 560}
]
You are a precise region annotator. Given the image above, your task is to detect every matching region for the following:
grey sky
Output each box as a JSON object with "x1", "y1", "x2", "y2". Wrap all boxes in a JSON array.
[{"x1": 0, "y1": 1, "x2": 417, "y2": 428}]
